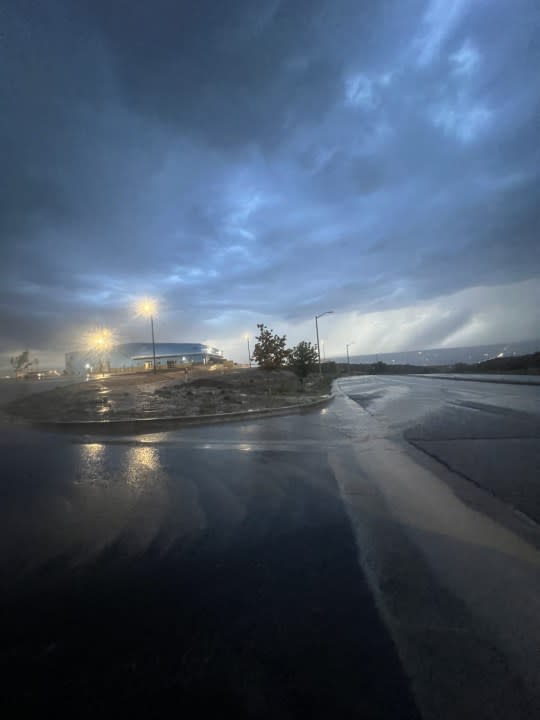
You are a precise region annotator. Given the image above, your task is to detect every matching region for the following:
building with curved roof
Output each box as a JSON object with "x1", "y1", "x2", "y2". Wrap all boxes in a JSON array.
[{"x1": 65, "y1": 342, "x2": 224, "y2": 374}]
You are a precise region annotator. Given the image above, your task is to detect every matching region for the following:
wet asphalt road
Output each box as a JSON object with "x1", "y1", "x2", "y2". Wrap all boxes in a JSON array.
[
  {"x1": 340, "y1": 374, "x2": 540, "y2": 524},
  {"x1": 1, "y1": 375, "x2": 539, "y2": 718}
]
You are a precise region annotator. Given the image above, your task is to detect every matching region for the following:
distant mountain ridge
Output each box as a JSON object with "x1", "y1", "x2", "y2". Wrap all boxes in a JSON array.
[{"x1": 343, "y1": 339, "x2": 540, "y2": 367}]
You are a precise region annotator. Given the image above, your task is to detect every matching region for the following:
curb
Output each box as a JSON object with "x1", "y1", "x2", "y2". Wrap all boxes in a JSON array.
[
  {"x1": 25, "y1": 395, "x2": 333, "y2": 435},
  {"x1": 410, "y1": 374, "x2": 540, "y2": 387}
]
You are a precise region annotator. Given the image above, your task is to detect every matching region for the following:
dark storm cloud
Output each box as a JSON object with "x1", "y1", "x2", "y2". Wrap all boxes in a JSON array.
[
  {"x1": 79, "y1": 0, "x2": 346, "y2": 148},
  {"x1": 1, "y1": 0, "x2": 539, "y2": 363}
]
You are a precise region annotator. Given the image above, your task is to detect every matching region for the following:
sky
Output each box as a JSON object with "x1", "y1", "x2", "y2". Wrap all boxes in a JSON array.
[{"x1": 1, "y1": 0, "x2": 539, "y2": 367}]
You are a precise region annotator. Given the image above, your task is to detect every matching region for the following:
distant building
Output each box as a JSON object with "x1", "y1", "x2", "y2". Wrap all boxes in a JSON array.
[{"x1": 65, "y1": 342, "x2": 224, "y2": 375}]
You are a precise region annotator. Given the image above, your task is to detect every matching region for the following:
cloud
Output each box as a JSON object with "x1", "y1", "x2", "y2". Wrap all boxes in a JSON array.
[
  {"x1": 344, "y1": 74, "x2": 375, "y2": 108},
  {"x1": 450, "y1": 39, "x2": 481, "y2": 76},
  {"x1": 431, "y1": 103, "x2": 492, "y2": 142},
  {"x1": 414, "y1": 0, "x2": 469, "y2": 66},
  {"x1": 0, "y1": 0, "x2": 539, "y2": 368}
]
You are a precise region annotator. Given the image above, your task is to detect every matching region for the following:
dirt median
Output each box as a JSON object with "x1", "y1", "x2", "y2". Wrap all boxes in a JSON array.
[{"x1": 6, "y1": 367, "x2": 331, "y2": 423}]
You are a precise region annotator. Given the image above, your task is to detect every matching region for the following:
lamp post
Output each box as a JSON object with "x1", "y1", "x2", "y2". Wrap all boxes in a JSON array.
[
  {"x1": 85, "y1": 328, "x2": 115, "y2": 377},
  {"x1": 315, "y1": 311, "x2": 333, "y2": 375},
  {"x1": 346, "y1": 342, "x2": 354, "y2": 373},
  {"x1": 149, "y1": 314, "x2": 156, "y2": 373},
  {"x1": 96, "y1": 337, "x2": 106, "y2": 376},
  {"x1": 244, "y1": 334, "x2": 252, "y2": 367},
  {"x1": 137, "y1": 298, "x2": 158, "y2": 373}
]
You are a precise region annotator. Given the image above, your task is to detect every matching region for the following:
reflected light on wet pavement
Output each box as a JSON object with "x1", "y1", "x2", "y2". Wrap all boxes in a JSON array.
[
  {"x1": 126, "y1": 445, "x2": 160, "y2": 488},
  {"x1": 81, "y1": 442, "x2": 105, "y2": 461}
]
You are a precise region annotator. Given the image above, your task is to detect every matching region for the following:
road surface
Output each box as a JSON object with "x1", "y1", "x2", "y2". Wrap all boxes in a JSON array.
[{"x1": 0, "y1": 375, "x2": 538, "y2": 718}]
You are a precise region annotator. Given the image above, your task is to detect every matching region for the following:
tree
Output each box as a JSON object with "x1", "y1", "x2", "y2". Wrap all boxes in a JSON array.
[
  {"x1": 10, "y1": 351, "x2": 38, "y2": 375},
  {"x1": 252, "y1": 324, "x2": 290, "y2": 370},
  {"x1": 10, "y1": 351, "x2": 29, "y2": 371},
  {"x1": 288, "y1": 341, "x2": 318, "y2": 380}
]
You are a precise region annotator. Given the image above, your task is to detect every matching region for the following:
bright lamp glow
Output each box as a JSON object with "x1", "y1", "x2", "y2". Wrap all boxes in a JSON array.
[
  {"x1": 136, "y1": 297, "x2": 158, "y2": 317},
  {"x1": 84, "y1": 327, "x2": 116, "y2": 353}
]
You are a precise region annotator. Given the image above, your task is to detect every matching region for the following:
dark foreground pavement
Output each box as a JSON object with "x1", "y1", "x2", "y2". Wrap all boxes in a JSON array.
[
  {"x1": 0, "y1": 421, "x2": 417, "y2": 718},
  {"x1": 1, "y1": 375, "x2": 539, "y2": 718}
]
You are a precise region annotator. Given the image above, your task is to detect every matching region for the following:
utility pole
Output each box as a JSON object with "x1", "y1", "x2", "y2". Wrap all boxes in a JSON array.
[
  {"x1": 150, "y1": 314, "x2": 156, "y2": 373},
  {"x1": 346, "y1": 342, "x2": 354, "y2": 373},
  {"x1": 315, "y1": 311, "x2": 334, "y2": 375}
]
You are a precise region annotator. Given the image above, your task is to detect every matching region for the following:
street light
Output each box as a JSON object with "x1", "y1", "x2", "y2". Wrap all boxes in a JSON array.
[
  {"x1": 84, "y1": 328, "x2": 115, "y2": 376},
  {"x1": 346, "y1": 342, "x2": 355, "y2": 373},
  {"x1": 244, "y1": 334, "x2": 252, "y2": 367},
  {"x1": 136, "y1": 297, "x2": 158, "y2": 373},
  {"x1": 315, "y1": 311, "x2": 333, "y2": 375},
  {"x1": 85, "y1": 328, "x2": 115, "y2": 353}
]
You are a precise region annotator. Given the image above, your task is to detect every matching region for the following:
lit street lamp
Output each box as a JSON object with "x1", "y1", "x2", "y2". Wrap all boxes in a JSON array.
[
  {"x1": 244, "y1": 334, "x2": 252, "y2": 367},
  {"x1": 315, "y1": 311, "x2": 333, "y2": 375},
  {"x1": 84, "y1": 328, "x2": 115, "y2": 375},
  {"x1": 346, "y1": 342, "x2": 355, "y2": 373},
  {"x1": 137, "y1": 297, "x2": 158, "y2": 373}
]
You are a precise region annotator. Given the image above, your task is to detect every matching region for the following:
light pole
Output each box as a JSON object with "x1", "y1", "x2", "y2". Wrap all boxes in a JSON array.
[
  {"x1": 85, "y1": 328, "x2": 115, "y2": 376},
  {"x1": 137, "y1": 298, "x2": 158, "y2": 373},
  {"x1": 244, "y1": 334, "x2": 252, "y2": 367},
  {"x1": 315, "y1": 311, "x2": 333, "y2": 375},
  {"x1": 346, "y1": 342, "x2": 355, "y2": 373},
  {"x1": 150, "y1": 314, "x2": 156, "y2": 373}
]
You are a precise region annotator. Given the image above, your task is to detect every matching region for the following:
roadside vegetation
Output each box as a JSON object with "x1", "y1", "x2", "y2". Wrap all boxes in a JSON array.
[
  {"x1": 251, "y1": 324, "x2": 321, "y2": 385},
  {"x1": 9, "y1": 350, "x2": 39, "y2": 376},
  {"x1": 342, "y1": 352, "x2": 540, "y2": 376}
]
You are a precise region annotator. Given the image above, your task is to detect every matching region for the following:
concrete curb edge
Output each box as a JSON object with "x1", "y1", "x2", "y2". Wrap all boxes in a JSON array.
[{"x1": 24, "y1": 395, "x2": 333, "y2": 434}]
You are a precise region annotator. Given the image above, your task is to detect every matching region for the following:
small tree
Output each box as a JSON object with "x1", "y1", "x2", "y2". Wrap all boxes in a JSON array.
[
  {"x1": 10, "y1": 351, "x2": 39, "y2": 376},
  {"x1": 252, "y1": 324, "x2": 290, "y2": 370},
  {"x1": 10, "y1": 351, "x2": 29, "y2": 371},
  {"x1": 288, "y1": 341, "x2": 318, "y2": 382}
]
